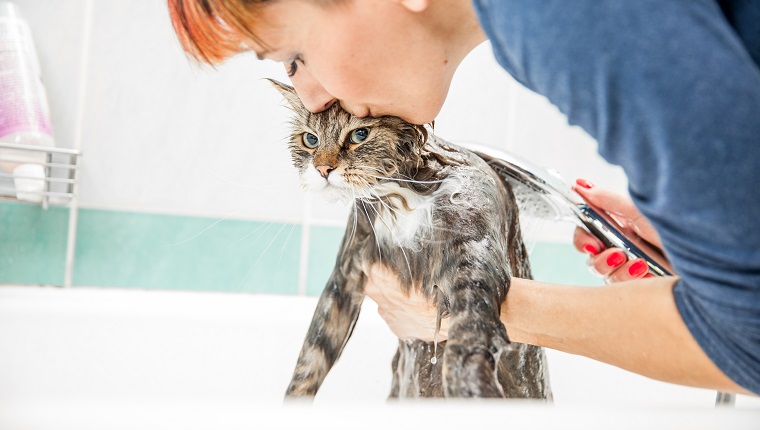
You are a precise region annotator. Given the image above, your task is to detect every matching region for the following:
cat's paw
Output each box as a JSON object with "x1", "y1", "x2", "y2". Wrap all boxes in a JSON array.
[{"x1": 442, "y1": 343, "x2": 506, "y2": 398}]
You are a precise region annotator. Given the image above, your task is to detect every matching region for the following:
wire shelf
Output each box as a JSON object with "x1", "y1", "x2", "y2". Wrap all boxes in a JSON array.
[
  {"x1": 0, "y1": 141, "x2": 82, "y2": 287},
  {"x1": 0, "y1": 141, "x2": 81, "y2": 209}
]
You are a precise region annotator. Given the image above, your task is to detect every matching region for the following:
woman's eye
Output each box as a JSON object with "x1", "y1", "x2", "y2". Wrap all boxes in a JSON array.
[
  {"x1": 302, "y1": 132, "x2": 319, "y2": 149},
  {"x1": 349, "y1": 128, "x2": 370, "y2": 144},
  {"x1": 286, "y1": 55, "x2": 303, "y2": 77},
  {"x1": 286, "y1": 60, "x2": 298, "y2": 77}
]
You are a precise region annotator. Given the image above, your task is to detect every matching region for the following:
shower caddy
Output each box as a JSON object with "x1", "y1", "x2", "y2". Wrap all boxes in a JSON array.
[{"x1": 0, "y1": 141, "x2": 82, "y2": 287}]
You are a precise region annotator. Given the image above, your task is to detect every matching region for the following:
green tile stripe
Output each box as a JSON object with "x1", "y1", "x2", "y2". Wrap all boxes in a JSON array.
[
  {"x1": 305, "y1": 226, "x2": 602, "y2": 295},
  {"x1": 0, "y1": 201, "x2": 69, "y2": 285},
  {"x1": 73, "y1": 208, "x2": 302, "y2": 293},
  {"x1": 0, "y1": 201, "x2": 301, "y2": 293},
  {"x1": 306, "y1": 225, "x2": 346, "y2": 296},
  {"x1": 528, "y1": 241, "x2": 603, "y2": 286},
  {"x1": 1, "y1": 201, "x2": 600, "y2": 293}
]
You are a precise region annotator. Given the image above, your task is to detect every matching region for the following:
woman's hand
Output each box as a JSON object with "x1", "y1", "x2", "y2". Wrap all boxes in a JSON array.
[
  {"x1": 364, "y1": 263, "x2": 449, "y2": 342},
  {"x1": 571, "y1": 178, "x2": 664, "y2": 283}
]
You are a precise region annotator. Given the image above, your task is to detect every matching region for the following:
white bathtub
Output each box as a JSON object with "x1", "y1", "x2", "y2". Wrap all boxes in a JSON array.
[{"x1": 0, "y1": 286, "x2": 757, "y2": 429}]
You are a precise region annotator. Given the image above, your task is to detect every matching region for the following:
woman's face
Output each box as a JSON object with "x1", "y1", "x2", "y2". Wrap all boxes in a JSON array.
[{"x1": 251, "y1": 0, "x2": 470, "y2": 124}]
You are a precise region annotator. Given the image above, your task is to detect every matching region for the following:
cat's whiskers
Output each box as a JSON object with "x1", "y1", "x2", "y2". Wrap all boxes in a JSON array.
[
  {"x1": 363, "y1": 198, "x2": 414, "y2": 284},
  {"x1": 348, "y1": 185, "x2": 359, "y2": 246},
  {"x1": 350, "y1": 165, "x2": 386, "y2": 175},
  {"x1": 344, "y1": 174, "x2": 381, "y2": 203},
  {"x1": 362, "y1": 179, "x2": 472, "y2": 241},
  {"x1": 360, "y1": 200, "x2": 383, "y2": 264},
  {"x1": 273, "y1": 223, "x2": 298, "y2": 288},
  {"x1": 364, "y1": 183, "x2": 457, "y2": 247},
  {"x1": 352, "y1": 165, "x2": 417, "y2": 185},
  {"x1": 164, "y1": 198, "x2": 267, "y2": 246},
  {"x1": 361, "y1": 179, "x2": 450, "y2": 235},
  {"x1": 365, "y1": 173, "x2": 445, "y2": 186},
  {"x1": 361, "y1": 180, "x2": 422, "y2": 248},
  {"x1": 232, "y1": 220, "x2": 277, "y2": 246},
  {"x1": 236, "y1": 222, "x2": 289, "y2": 291},
  {"x1": 354, "y1": 177, "x2": 415, "y2": 224},
  {"x1": 352, "y1": 164, "x2": 443, "y2": 185},
  {"x1": 356, "y1": 177, "x2": 409, "y2": 224}
]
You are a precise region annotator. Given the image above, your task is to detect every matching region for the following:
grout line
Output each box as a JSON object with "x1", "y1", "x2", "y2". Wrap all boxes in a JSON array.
[
  {"x1": 72, "y1": 202, "x2": 306, "y2": 226},
  {"x1": 64, "y1": 0, "x2": 93, "y2": 287},
  {"x1": 296, "y1": 195, "x2": 312, "y2": 296},
  {"x1": 73, "y1": 0, "x2": 93, "y2": 153},
  {"x1": 71, "y1": 200, "x2": 352, "y2": 229}
]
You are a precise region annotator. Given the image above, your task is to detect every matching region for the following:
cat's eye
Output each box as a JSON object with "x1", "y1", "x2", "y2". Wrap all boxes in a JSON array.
[
  {"x1": 349, "y1": 128, "x2": 370, "y2": 144},
  {"x1": 302, "y1": 132, "x2": 319, "y2": 149}
]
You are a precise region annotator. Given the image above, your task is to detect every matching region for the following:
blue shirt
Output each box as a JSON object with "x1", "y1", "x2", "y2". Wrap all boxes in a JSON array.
[{"x1": 472, "y1": 0, "x2": 760, "y2": 394}]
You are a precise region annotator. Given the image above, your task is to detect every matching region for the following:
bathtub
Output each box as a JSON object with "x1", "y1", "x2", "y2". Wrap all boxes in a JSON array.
[{"x1": 0, "y1": 285, "x2": 757, "y2": 429}]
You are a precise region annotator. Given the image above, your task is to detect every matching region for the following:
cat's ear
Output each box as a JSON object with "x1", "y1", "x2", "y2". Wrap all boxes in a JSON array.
[{"x1": 267, "y1": 78, "x2": 304, "y2": 110}]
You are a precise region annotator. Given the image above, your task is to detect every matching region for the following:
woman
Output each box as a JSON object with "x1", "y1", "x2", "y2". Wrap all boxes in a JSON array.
[{"x1": 168, "y1": 0, "x2": 759, "y2": 395}]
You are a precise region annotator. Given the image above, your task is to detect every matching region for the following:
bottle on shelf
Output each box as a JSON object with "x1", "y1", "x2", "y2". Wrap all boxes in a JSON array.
[{"x1": 0, "y1": 1, "x2": 55, "y2": 203}]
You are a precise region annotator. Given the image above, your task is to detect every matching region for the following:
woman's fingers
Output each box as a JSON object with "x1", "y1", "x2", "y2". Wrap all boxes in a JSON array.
[
  {"x1": 571, "y1": 178, "x2": 665, "y2": 284},
  {"x1": 364, "y1": 263, "x2": 448, "y2": 342},
  {"x1": 606, "y1": 258, "x2": 651, "y2": 283},
  {"x1": 580, "y1": 242, "x2": 651, "y2": 283},
  {"x1": 573, "y1": 225, "x2": 604, "y2": 256},
  {"x1": 573, "y1": 178, "x2": 662, "y2": 249}
]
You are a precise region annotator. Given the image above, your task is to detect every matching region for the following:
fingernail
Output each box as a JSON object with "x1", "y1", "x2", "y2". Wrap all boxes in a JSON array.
[
  {"x1": 606, "y1": 251, "x2": 626, "y2": 268},
  {"x1": 644, "y1": 273, "x2": 654, "y2": 278},
  {"x1": 629, "y1": 260, "x2": 648, "y2": 277},
  {"x1": 576, "y1": 178, "x2": 594, "y2": 189},
  {"x1": 583, "y1": 244, "x2": 599, "y2": 256}
]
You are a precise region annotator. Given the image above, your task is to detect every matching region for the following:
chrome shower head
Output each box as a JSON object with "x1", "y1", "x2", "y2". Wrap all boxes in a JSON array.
[{"x1": 465, "y1": 143, "x2": 673, "y2": 277}]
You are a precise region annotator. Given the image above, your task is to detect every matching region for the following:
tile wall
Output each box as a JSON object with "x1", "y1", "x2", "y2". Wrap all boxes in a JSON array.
[{"x1": 1, "y1": 0, "x2": 628, "y2": 292}]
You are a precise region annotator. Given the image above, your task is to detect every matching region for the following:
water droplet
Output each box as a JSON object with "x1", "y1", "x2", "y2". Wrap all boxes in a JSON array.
[{"x1": 431, "y1": 329, "x2": 439, "y2": 365}]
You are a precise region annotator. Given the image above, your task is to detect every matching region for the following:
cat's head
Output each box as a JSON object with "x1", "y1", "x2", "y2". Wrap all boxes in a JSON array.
[{"x1": 270, "y1": 79, "x2": 429, "y2": 203}]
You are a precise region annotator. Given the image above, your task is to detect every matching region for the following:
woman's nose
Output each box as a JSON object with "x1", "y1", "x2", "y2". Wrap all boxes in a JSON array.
[{"x1": 289, "y1": 66, "x2": 337, "y2": 113}]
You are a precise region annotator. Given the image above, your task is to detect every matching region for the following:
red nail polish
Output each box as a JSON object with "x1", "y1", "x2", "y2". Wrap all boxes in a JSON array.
[
  {"x1": 644, "y1": 273, "x2": 654, "y2": 278},
  {"x1": 583, "y1": 244, "x2": 599, "y2": 256},
  {"x1": 606, "y1": 251, "x2": 626, "y2": 267},
  {"x1": 576, "y1": 178, "x2": 594, "y2": 189},
  {"x1": 629, "y1": 260, "x2": 648, "y2": 277}
]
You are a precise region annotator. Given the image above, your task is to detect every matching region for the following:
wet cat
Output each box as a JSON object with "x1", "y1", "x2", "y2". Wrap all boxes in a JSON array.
[{"x1": 272, "y1": 80, "x2": 551, "y2": 399}]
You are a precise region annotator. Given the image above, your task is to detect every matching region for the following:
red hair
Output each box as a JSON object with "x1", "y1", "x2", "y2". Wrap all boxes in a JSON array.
[{"x1": 167, "y1": 0, "x2": 269, "y2": 65}]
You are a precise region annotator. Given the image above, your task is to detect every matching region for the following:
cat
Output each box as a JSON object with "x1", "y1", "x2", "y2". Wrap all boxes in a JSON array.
[{"x1": 271, "y1": 79, "x2": 551, "y2": 399}]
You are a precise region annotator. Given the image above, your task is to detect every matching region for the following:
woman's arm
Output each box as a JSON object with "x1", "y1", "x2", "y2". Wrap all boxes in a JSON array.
[
  {"x1": 364, "y1": 265, "x2": 751, "y2": 395},
  {"x1": 503, "y1": 276, "x2": 750, "y2": 395}
]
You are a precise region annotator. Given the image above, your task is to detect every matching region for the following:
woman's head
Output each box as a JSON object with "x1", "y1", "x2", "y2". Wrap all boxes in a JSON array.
[{"x1": 168, "y1": 0, "x2": 486, "y2": 124}]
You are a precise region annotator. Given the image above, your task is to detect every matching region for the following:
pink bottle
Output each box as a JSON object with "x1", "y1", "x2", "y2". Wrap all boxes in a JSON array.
[{"x1": 0, "y1": 1, "x2": 55, "y2": 203}]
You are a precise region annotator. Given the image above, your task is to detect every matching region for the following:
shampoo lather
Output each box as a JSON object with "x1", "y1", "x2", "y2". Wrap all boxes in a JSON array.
[{"x1": 0, "y1": 1, "x2": 55, "y2": 203}]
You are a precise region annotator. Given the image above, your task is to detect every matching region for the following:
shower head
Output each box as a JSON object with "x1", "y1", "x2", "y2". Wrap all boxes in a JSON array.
[{"x1": 465, "y1": 143, "x2": 673, "y2": 277}]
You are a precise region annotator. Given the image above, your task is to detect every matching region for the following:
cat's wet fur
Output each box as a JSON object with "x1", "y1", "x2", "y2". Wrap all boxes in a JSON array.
[{"x1": 272, "y1": 80, "x2": 551, "y2": 400}]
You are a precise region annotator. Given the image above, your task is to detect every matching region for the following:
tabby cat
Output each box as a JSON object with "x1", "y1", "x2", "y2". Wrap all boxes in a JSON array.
[{"x1": 272, "y1": 80, "x2": 551, "y2": 399}]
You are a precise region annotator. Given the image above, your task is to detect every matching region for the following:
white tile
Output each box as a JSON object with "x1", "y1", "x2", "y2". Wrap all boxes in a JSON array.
[
  {"x1": 436, "y1": 42, "x2": 513, "y2": 148},
  {"x1": 78, "y1": 1, "x2": 303, "y2": 221},
  {"x1": 508, "y1": 82, "x2": 629, "y2": 195}
]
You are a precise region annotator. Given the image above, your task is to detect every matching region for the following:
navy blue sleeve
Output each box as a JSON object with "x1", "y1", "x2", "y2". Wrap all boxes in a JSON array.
[{"x1": 472, "y1": 0, "x2": 760, "y2": 394}]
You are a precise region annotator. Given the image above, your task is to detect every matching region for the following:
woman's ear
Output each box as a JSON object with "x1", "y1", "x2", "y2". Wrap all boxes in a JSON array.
[{"x1": 391, "y1": 0, "x2": 429, "y2": 13}]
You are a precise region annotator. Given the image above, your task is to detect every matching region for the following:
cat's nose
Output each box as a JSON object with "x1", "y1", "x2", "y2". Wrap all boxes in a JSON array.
[{"x1": 316, "y1": 165, "x2": 334, "y2": 179}]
